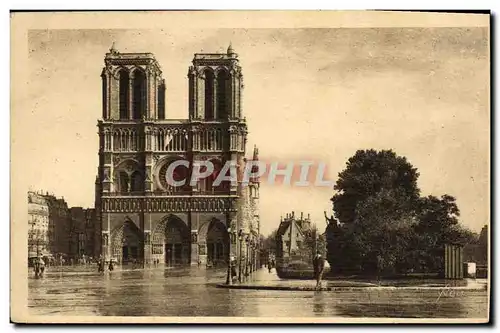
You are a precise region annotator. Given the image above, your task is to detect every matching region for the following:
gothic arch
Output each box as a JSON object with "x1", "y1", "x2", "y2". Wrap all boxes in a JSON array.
[
  {"x1": 114, "y1": 159, "x2": 142, "y2": 193},
  {"x1": 216, "y1": 69, "x2": 231, "y2": 120},
  {"x1": 151, "y1": 215, "x2": 190, "y2": 266},
  {"x1": 118, "y1": 69, "x2": 130, "y2": 119},
  {"x1": 198, "y1": 218, "x2": 229, "y2": 265},
  {"x1": 129, "y1": 66, "x2": 146, "y2": 78},
  {"x1": 132, "y1": 68, "x2": 147, "y2": 120},
  {"x1": 110, "y1": 218, "x2": 143, "y2": 264},
  {"x1": 202, "y1": 158, "x2": 229, "y2": 194},
  {"x1": 204, "y1": 68, "x2": 215, "y2": 120}
]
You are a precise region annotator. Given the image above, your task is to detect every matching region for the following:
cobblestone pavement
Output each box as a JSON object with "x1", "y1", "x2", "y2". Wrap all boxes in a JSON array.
[{"x1": 28, "y1": 267, "x2": 488, "y2": 318}]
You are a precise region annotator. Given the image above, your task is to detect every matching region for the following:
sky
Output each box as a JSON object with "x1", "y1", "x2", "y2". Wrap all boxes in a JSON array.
[{"x1": 24, "y1": 27, "x2": 489, "y2": 236}]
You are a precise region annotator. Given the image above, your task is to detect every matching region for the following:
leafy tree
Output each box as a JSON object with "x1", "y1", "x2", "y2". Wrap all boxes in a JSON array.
[
  {"x1": 411, "y1": 195, "x2": 476, "y2": 272},
  {"x1": 262, "y1": 229, "x2": 277, "y2": 255},
  {"x1": 326, "y1": 149, "x2": 478, "y2": 276},
  {"x1": 331, "y1": 149, "x2": 420, "y2": 225}
]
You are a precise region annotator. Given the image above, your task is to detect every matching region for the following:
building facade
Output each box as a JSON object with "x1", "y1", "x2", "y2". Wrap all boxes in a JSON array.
[
  {"x1": 44, "y1": 194, "x2": 71, "y2": 256},
  {"x1": 276, "y1": 212, "x2": 312, "y2": 261},
  {"x1": 96, "y1": 44, "x2": 260, "y2": 267},
  {"x1": 28, "y1": 192, "x2": 50, "y2": 258}
]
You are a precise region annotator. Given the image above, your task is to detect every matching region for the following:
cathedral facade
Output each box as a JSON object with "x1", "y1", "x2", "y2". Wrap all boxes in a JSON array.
[{"x1": 95, "y1": 44, "x2": 260, "y2": 268}]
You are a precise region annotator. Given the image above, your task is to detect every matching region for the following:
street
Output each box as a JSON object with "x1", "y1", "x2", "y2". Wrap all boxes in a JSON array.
[{"x1": 28, "y1": 267, "x2": 488, "y2": 318}]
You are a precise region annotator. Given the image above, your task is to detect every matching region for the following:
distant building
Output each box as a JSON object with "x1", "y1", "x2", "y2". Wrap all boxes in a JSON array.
[
  {"x1": 44, "y1": 194, "x2": 71, "y2": 256},
  {"x1": 28, "y1": 191, "x2": 98, "y2": 260},
  {"x1": 85, "y1": 208, "x2": 97, "y2": 257},
  {"x1": 68, "y1": 207, "x2": 86, "y2": 258},
  {"x1": 27, "y1": 192, "x2": 50, "y2": 257},
  {"x1": 276, "y1": 212, "x2": 312, "y2": 261}
]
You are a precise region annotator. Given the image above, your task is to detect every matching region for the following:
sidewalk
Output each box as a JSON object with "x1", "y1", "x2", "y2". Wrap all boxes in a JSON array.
[
  {"x1": 216, "y1": 268, "x2": 488, "y2": 292},
  {"x1": 28, "y1": 264, "x2": 178, "y2": 277}
]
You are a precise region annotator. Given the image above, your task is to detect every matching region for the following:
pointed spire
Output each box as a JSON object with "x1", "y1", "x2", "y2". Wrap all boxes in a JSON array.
[
  {"x1": 250, "y1": 145, "x2": 260, "y2": 184},
  {"x1": 227, "y1": 42, "x2": 235, "y2": 55},
  {"x1": 109, "y1": 42, "x2": 118, "y2": 55},
  {"x1": 252, "y1": 144, "x2": 259, "y2": 161}
]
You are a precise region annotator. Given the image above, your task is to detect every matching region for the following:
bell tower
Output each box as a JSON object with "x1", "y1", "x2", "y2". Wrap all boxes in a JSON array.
[
  {"x1": 188, "y1": 43, "x2": 243, "y2": 121},
  {"x1": 101, "y1": 43, "x2": 166, "y2": 122}
]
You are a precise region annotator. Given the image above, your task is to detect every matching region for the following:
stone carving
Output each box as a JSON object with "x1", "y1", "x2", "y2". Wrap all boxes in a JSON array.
[
  {"x1": 191, "y1": 231, "x2": 198, "y2": 243},
  {"x1": 198, "y1": 244, "x2": 206, "y2": 255}
]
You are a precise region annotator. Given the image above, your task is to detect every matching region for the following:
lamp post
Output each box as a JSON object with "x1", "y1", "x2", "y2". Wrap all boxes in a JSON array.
[
  {"x1": 226, "y1": 227, "x2": 236, "y2": 285},
  {"x1": 245, "y1": 235, "x2": 250, "y2": 277},
  {"x1": 238, "y1": 229, "x2": 243, "y2": 282},
  {"x1": 252, "y1": 238, "x2": 256, "y2": 273}
]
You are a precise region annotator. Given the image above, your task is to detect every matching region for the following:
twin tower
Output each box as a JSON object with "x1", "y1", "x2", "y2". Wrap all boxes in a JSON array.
[{"x1": 96, "y1": 44, "x2": 260, "y2": 268}]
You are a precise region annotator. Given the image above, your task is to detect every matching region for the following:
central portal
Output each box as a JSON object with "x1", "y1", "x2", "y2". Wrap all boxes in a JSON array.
[{"x1": 152, "y1": 215, "x2": 190, "y2": 267}]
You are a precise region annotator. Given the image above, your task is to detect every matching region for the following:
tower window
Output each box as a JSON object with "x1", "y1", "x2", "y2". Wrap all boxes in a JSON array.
[
  {"x1": 119, "y1": 70, "x2": 129, "y2": 120},
  {"x1": 158, "y1": 81, "x2": 165, "y2": 120},
  {"x1": 102, "y1": 75, "x2": 107, "y2": 119},
  {"x1": 204, "y1": 69, "x2": 215, "y2": 120},
  {"x1": 216, "y1": 70, "x2": 230, "y2": 119},
  {"x1": 133, "y1": 70, "x2": 146, "y2": 120}
]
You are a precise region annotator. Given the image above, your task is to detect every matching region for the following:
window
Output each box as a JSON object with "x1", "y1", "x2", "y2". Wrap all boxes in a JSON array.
[
  {"x1": 204, "y1": 70, "x2": 215, "y2": 120},
  {"x1": 119, "y1": 70, "x2": 129, "y2": 119},
  {"x1": 132, "y1": 70, "x2": 146, "y2": 120},
  {"x1": 157, "y1": 81, "x2": 165, "y2": 119},
  {"x1": 216, "y1": 70, "x2": 230, "y2": 119}
]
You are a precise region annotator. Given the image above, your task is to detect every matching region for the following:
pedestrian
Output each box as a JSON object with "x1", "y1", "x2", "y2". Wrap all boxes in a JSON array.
[
  {"x1": 267, "y1": 256, "x2": 273, "y2": 273},
  {"x1": 98, "y1": 258, "x2": 104, "y2": 273},
  {"x1": 33, "y1": 258, "x2": 40, "y2": 278},
  {"x1": 313, "y1": 251, "x2": 326, "y2": 290},
  {"x1": 230, "y1": 256, "x2": 237, "y2": 281},
  {"x1": 38, "y1": 256, "x2": 45, "y2": 278},
  {"x1": 108, "y1": 260, "x2": 114, "y2": 272}
]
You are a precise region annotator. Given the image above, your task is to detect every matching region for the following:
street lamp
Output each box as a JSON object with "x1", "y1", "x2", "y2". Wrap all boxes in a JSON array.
[
  {"x1": 238, "y1": 229, "x2": 243, "y2": 282},
  {"x1": 226, "y1": 227, "x2": 236, "y2": 285},
  {"x1": 251, "y1": 237, "x2": 256, "y2": 273},
  {"x1": 245, "y1": 235, "x2": 250, "y2": 277}
]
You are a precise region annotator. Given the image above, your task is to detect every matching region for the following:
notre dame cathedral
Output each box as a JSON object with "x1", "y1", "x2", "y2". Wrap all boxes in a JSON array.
[{"x1": 95, "y1": 43, "x2": 260, "y2": 268}]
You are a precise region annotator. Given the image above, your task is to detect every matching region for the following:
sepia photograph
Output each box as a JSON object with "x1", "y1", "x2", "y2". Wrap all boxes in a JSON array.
[{"x1": 10, "y1": 10, "x2": 490, "y2": 324}]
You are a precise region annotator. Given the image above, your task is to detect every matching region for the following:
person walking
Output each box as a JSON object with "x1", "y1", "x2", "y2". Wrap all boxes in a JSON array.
[
  {"x1": 37, "y1": 256, "x2": 46, "y2": 278},
  {"x1": 33, "y1": 258, "x2": 40, "y2": 278},
  {"x1": 108, "y1": 259, "x2": 114, "y2": 272},
  {"x1": 313, "y1": 251, "x2": 326, "y2": 290}
]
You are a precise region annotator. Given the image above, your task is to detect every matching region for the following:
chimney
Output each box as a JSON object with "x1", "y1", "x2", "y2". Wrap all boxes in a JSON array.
[
  {"x1": 301, "y1": 212, "x2": 303, "y2": 220},
  {"x1": 292, "y1": 211, "x2": 295, "y2": 218},
  {"x1": 307, "y1": 213, "x2": 310, "y2": 220}
]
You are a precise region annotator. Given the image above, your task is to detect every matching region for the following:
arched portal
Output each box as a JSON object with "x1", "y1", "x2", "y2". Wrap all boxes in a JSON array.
[
  {"x1": 151, "y1": 215, "x2": 190, "y2": 266},
  {"x1": 200, "y1": 219, "x2": 229, "y2": 267},
  {"x1": 110, "y1": 219, "x2": 143, "y2": 265}
]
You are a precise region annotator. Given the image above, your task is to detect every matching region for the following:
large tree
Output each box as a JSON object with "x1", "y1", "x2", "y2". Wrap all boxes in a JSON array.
[
  {"x1": 411, "y1": 194, "x2": 476, "y2": 272},
  {"x1": 331, "y1": 149, "x2": 421, "y2": 225}
]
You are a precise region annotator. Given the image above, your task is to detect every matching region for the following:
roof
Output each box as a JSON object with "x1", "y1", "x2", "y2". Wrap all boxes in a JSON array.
[{"x1": 276, "y1": 219, "x2": 305, "y2": 238}]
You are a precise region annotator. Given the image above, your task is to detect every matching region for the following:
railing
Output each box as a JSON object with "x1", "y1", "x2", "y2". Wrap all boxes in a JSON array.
[{"x1": 102, "y1": 190, "x2": 233, "y2": 197}]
